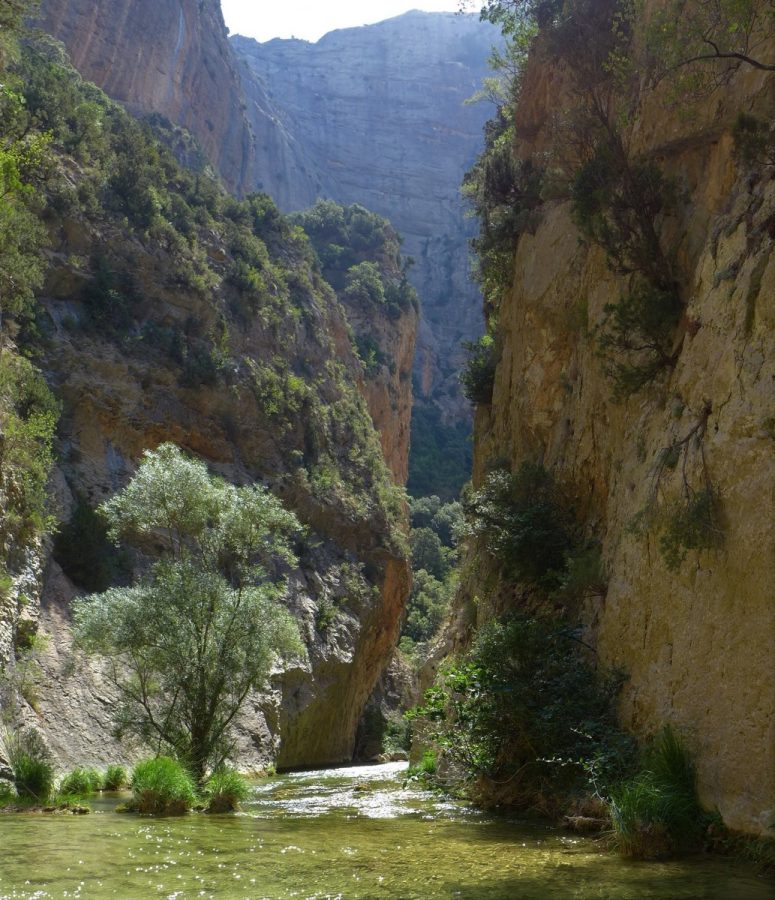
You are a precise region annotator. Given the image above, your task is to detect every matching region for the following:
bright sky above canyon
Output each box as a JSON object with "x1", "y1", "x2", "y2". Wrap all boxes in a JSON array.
[{"x1": 221, "y1": 2, "x2": 461, "y2": 42}]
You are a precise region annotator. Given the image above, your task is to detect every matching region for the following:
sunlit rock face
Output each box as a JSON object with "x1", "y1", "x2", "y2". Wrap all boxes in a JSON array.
[
  {"x1": 233, "y1": 12, "x2": 500, "y2": 424},
  {"x1": 36, "y1": 0, "x2": 257, "y2": 193},
  {"x1": 470, "y1": 19, "x2": 775, "y2": 834}
]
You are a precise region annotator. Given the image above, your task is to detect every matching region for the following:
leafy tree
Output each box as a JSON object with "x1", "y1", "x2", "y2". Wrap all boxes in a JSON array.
[
  {"x1": 410, "y1": 526, "x2": 451, "y2": 581},
  {"x1": 647, "y1": 0, "x2": 775, "y2": 95},
  {"x1": 402, "y1": 569, "x2": 456, "y2": 646},
  {"x1": 73, "y1": 444, "x2": 305, "y2": 782}
]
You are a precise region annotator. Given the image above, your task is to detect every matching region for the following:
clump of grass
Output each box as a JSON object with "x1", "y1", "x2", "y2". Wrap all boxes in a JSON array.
[
  {"x1": 5, "y1": 728, "x2": 54, "y2": 802},
  {"x1": 59, "y1": 767, "x2": 103, "y2": 797},
  {"x1": 609, "y1": 726, "x2": 704, "y2": 859},
  {"x1": 103, "y1": 764, "x2": 128, "y2": 791},
  {"x1": 203, "y1": 767, "x2": 250, "y2": 813},
  {"x1": 406, "y1": 750, "x2": 438, "y2": 785},
  {"x1": 127, "y1": 757, "x2": 197, "y2": 815}
]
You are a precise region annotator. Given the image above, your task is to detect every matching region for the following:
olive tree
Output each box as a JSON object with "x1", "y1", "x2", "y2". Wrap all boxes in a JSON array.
[{"x1": 73, "y1": 443, "x2": 304, "y2": 782}]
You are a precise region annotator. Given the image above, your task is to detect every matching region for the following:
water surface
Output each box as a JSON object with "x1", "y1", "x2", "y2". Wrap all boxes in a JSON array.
[{"x1": 0, "y1": 762, "x2": 772, "y2": 898}]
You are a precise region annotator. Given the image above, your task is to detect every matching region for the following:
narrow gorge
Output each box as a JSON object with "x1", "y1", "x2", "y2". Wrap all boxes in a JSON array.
[{"x1": 0, "y1": 0, "x2": 773, "y2": 894}]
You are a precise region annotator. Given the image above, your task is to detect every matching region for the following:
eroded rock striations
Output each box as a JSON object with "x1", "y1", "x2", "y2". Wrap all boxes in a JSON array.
[{"x1": 468, "y1": 23, "x2": 775, "y2": 833}]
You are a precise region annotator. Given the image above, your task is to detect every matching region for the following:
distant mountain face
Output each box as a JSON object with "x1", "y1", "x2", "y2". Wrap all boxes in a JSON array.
[{"x1": 233, "y1": 12, "x2": 501, "y2": 429}]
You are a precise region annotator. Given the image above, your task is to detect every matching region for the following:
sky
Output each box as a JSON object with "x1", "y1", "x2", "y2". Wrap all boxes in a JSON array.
[{"x1": 220, "y1": 2, "x2": 463, "y2": 43}]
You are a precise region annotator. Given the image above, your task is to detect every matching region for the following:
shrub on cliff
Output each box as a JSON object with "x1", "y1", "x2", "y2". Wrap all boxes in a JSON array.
[
  {"x1": 73, "y1": 443, "x2": 305, "y2": 783},
  {"x1": 409, "y1": 614, "x2": 633, "y2": 810},
  {"x1": 460, "y1": 334, "x2": 498, "y2": 404}
]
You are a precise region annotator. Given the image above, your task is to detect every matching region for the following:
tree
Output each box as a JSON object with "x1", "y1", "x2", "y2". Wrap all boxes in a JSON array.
[
  {"x1": 73, "y1": 443, "x2": 305, "y2": 782},
  {"x1": 647, "y1": 0, "x2": 775, "y2": 93}
]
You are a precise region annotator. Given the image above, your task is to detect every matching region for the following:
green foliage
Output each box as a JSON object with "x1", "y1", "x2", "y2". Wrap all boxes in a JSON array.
[
  {"x1": 59, "y1": 767, "x2": 103, "y2": 797},
  {"x1": 410, "y1": 528, "x2": 452, "y2": 581},
  {"x1": 572, "y1": 141, "x2": 674, "y2": 286},
  {"x1": 463, "y1": 114, "x2": 543, "y2": 319},
  {"x1": 0, "y1": 352, "x2": 58, "y2": 562},
  {"x1": 128, "y1": 756, "x2": 197, "y2": 815},
  {"x1": 315, "y1": 596, "x2": 339, "y2": 632},
  {"x1": 53, "y1": 496, "x2": 131, "y2": 592},
  {"x1": 401, "y1": 569, "x2": 457, "y2": 652},
  {"x1": 103, "y1": 764, "x2": 128, "y2": 791},
  {"x1": 79, "y1": 257, "x2": 136, "y2": 338},
  {"x1": 5, "y1": 726, "x2": 54, "y2": 802},
  {"x1": 410, "y1": 614, "x2": 633, "y2": 807},
  {"x1": 597, "y1": 281, "x2": 683, "y2": 398},
  {"x1": 406, "y1": 749, "x2": 438, "y2": 784},
  {"x1": 407, "y1": 405, "x2": 472, "y2": 501},
  {"x1": 460, "y1": 334, "x2": 498, "y2": 404},
  {"x1": 645, "y1": 0, "x2": 775, "y2": 97},
  {"x1": 292, "y1": 200, "x2": 418, "y2": 315},
  {"x1": 732, "y1": 113, "x2": 775, "y2": 168},
  {"x1": 464, "y1": 463, "x2": 574, "y2": 589},
  {"x1": 657, "y1": 488, "x2": 723, "y2": 571},
  {"x1": 609, "y1": 726, "x2": 705, "y2": 859},
  {"x1": 73, "y1": 443, "x2": 305, "y2": 782},
  {"x1": 204, "y1": 767, "x2": 250, "y2": 813},
  {"x1": 572, "y1": 140, "x2": 681, "y2": 395}
]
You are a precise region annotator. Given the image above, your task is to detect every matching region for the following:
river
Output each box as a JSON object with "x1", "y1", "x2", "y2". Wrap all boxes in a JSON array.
[{"x1": 0, "y1": 762, "x2": 772, "y2": 898}]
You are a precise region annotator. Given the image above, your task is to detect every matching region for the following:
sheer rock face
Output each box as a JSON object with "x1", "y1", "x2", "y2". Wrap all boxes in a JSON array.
[
  {"x1": 473, "y1": 36, "x2": 775, "y2": 833},
  {"x1": 36, "y1": 0, "x2": 257, "y2": 194},
  {"x1": 232, "y1": 12, "x2": 499, "y2": 423}
]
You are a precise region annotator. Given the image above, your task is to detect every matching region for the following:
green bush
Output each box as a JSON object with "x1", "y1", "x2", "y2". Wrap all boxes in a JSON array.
[
  {"x1": 609, "y1": 726, "x2": 705, "y2": 859},
  {"x1": 5, "y1": 727, "x2": 54, "y2": 802},
  {"x1": 409, "y1": 615, "x2": 633, "y2": 809},
  {"x1": 103, "y1": 764, "x2": 128, "y2": 791},
  {"x1": 460, "y1": 334, "x2": 498, "y2": 405},
  {"x1": 128, "y1": 757, "x2": 197, "y2": 815},
  {"x1": 59, "y1": 767, "x2": 103, "y2": 797},
  {"x1": 658, "y1": 488, "x2": 723, "y2": 571},
  {"x1": 597, "y1": 280, "x2": 682, "y2": 398},
  {"x1": 464, "y1": 463, "x2": 574, "y2": 588},
  {"x1": 203, "y1": 767, "x2": 250, "y2": 813}
]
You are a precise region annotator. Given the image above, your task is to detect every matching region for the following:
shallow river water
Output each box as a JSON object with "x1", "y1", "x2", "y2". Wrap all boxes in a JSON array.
[{"x1": 0, "y1": 762, "x2": 772, "y2": 899}]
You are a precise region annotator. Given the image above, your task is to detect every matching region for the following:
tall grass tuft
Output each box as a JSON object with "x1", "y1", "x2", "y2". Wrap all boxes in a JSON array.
[
  {"x1": 59, "y1": 767, "x2": 103, "y2": 797},
  {"x1": 609, "y1": 726, "x2": 704, "y2": 859},
  {"x1": 5, "y1": 728, "x2": 54, "y2": 802},
  {"x1": 128, "y1": 757, "x2": 197, "y2": 815},
  {"x1": 203, "y1": 767, "x2": 250, "y2": 813},
  {"x1": 103, "y1": 764, "x2": 128, "y2": 791}
]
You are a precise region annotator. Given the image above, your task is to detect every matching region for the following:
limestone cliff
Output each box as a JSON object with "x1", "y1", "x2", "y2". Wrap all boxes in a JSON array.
[
  {"x1": 36, "y1": 0, "x2": 258, "y2": 194},
  {"x1": 232, "y1": 12, "x2": 499, "y2": 427},
  {"x1": 470, "y1": 24, "x2": 775, "y2": 833}
]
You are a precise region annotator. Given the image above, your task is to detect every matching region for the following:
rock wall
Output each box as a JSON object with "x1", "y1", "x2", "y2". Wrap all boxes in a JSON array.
[
  {"x1": 233, "y1": 12, "x2": 499, "y2": 424},
  {"x1": 472, "y1": 38, "x2": 775, "y2": 833},
  {"x1": 36, "y1": 0, "x2": 257, "y2": 194}
]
